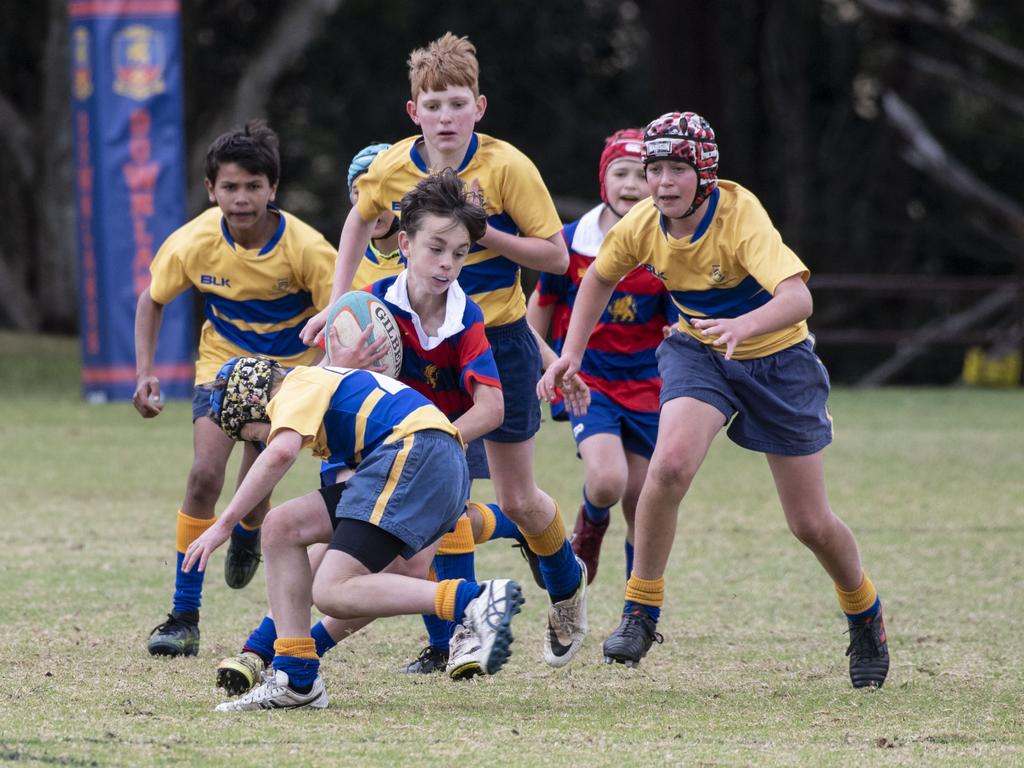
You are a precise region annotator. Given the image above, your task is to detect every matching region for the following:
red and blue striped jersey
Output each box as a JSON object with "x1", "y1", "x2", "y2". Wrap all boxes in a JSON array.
[
  {"x1": 536, "y1": 206, "x2": 672, "y2": 414},
  {"x1": 367, "y1": 274, "x2": 501, "y2": 421}
]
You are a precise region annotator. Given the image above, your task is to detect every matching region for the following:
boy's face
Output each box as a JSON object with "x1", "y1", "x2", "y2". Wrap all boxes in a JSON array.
[
  {"x1": 406, "y1": 86, "x2": 486, "y2": 159},
  {"x1": 351, "y1": 184, "x2": 397, "y2": 240},
  {"x1": 206, "y1": 162, "x2": 277, "y2": 236},
  {"x1": 398, "y1": 214, "x2": 472, "y2": 297},
  {"x1": 604, "y1": 158, "x2": 649, "y2": 217},
  {"x1": 645, "y1": 160, "x2": 698, "y2": 219}
]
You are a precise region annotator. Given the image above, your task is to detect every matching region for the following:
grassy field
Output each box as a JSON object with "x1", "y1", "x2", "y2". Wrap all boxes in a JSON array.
[{"x1": 1, "y1": 331, "x2": 1022, "y2": 767}]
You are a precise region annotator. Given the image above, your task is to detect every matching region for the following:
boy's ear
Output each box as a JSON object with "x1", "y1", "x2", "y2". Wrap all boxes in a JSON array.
[
  {"x1": 268, "y1": 181, "x2": 278, "y2": 202},
  {"x1": 475, "y1": 94, "x2": 487, "y2": 123},
  {"x1": 406, "y1": 99, "x2": 420, "y2": 126},
  {"x1": 398, "y1": 229, "x2": 411, "y2": 254},
  {"x1": 205, "y1": 177, "x2": 216, "y2": 203}
]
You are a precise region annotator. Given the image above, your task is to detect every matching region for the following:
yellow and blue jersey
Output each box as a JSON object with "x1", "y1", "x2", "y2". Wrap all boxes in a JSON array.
[
  {"x1": 266, "y1": 365, "x2": 459, "y2": 468},
  {"x1": 355, "y1": 133, "x2": 563, "y2": 327},
  {"x1": 594, "y1": 181, "x2": 810, "y2": 360},
  {"x1": 148, "y1": 206, "x2": 336, "y2": 383},
  {"x1": 352, "y1": 242, "x2": 405, "y2": 291}
]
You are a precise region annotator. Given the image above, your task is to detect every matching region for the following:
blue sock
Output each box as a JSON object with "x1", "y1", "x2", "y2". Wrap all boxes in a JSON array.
[
  {"x1": 624, "y1": 540, "x2": 635, "y2": 582},
  {"x1": 846, "y1": 596, "x2": 882, "y2": 623},
  {"x1": 421, "y1": 550, "x2": 476, "y2": 648},
  {"x1": 488, "y1": 504, "x2": 524, "y2": 542},
  {"x1": 624, "y1": 600, "x2": 661, "y2": 623},
  {"x1": 172, "y1": 551, "x2": 204, "y2": 616},
  {"x1": 539, "y1": 540, "x2": 582, "y2": 601},
  {"x1": 582, "y1": 487, "x2": 610, "y2": 525},
  {"x1": 273, "y1": 655, "x2": 319, "y2": 692},
  {"x1": 453, "y1": 580, "x2": 485, "y2": 624},
  {"x1": 311, "y1": 621, "x2": 337, "y2": 657},
  {"x1": 243, "y1": 616, "x2": 277, "y2": 663},
  {"x1": 232, "y1": 522, "x2": 259, "y2": 539}
]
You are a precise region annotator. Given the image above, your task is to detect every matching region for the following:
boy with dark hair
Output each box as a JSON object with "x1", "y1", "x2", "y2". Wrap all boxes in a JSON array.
[
  {"x1": 133, "y1": 119, "x2": 337, "y2": 658},
  {"x1": 540, "y1": 112, "x2": 890, "y2": 688},
  {"x1": 302, "y1": 32, "x2": 588, "y2": 669}
]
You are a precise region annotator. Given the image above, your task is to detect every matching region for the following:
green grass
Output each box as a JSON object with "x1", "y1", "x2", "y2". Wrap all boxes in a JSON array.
[{"x1": 1, "y1": 332, "x2": 1022, "y2": 766}]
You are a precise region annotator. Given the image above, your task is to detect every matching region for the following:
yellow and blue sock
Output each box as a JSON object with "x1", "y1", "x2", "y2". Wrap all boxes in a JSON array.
[
  {"x1": 835, "y1": 573, "x2": 880, "y2": 623},
  {"x1": 624, "y1": 540, "x2": 635, "y2": 581},
  {"x1": 422, "y1": 516, "x2": 476, "y2": 648},
  {"x1": 523, "y1": 508, "x2": 581, "y2": 603},
  {"x1": 272, "y1": 637, "x2": 319, "y2": 693},
  {"x1": 434, "y1": 578, "x2": 485, "y2": 623},
  {"x1": 173, "y1": 510, "x2": 217, "y2": 617},
  {"x1": 582, "y1": 487, "x2": 611, "y2": 525},
  {"x1": 243, "y1": 615, "x2": 276, "y2": 664},
  {"x1": 623, "y1": 574, "x2": 664, "y2": 623},
  {"x1": 470, "y1": 501, "x2": 525, "y2": 544}
]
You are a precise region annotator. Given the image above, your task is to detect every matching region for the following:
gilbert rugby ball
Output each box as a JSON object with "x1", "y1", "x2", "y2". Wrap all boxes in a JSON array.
[{"x1": 325, "y1": 291, "x2": 403, "y2": 378}]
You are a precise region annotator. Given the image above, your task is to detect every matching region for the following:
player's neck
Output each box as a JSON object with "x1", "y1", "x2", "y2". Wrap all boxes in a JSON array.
[
  {"x1": 405, "y1": 275, "x2": 447, "y2": 336},
  {"x1": 372, "y1": 231, "x2": 401, "y2": 256},
  {"x1": 418, "y1": 138, "x2": 469, "y2": 175},
  {"x1": 598, "y1": 204, "x2": 622, "y2": 236},
  {"x1": 228, "y1": 208, "x2": 279, "y2": 251}
]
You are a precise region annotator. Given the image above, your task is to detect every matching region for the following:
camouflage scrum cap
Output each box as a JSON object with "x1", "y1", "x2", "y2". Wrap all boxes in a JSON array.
[{"x1": 209, "y1": 356, "x2": 281, "y2": 440}]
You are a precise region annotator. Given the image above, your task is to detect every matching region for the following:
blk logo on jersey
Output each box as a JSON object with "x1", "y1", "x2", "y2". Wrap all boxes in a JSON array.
[{"x1": 201, "y1": 275, "x2": 231, "y2": 287}]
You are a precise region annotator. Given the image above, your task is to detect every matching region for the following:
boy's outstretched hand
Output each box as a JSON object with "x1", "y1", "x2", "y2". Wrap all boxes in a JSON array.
[
  {"x1": 325, "y1": 325, "x2": 389, "y2": 372},
  {"x1": 182, "y1": 520, "x2": 232, "y2": 575},
  {"x1": 537, "y1": 356, "x2": 577, "y2": 402},
  {"x1": 690, "y1": 316, "x2": 751, "y2": 360}
]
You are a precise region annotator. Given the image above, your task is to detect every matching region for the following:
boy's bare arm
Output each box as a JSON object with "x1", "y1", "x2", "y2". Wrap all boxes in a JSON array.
[
  {"x1": 182, "y1": 429, "x2": 304, "y2": 574},
  {"x1": 453, "y1": 381, "x2": 504, "y2": 444},
  {"x1": 690, "y1": 274, "x2": 812, "y2": 359},
  {"x1": 478, "y1": 229, "x2": 569, "y2": 274},
  {"x1": 526, "y1": 288, "x2": 555, "y2": 346},
  {"x1": 132, "y1": 290, "x2": 166, "y2": 417},
  {"x1": 300, "y1": 208, "x2": 374, "y2": 345},
  {"x1": 537, "y1": 268, "x2": 616, "y2": 401}
]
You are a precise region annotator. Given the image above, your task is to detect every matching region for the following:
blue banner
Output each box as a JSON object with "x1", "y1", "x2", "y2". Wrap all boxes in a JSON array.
[{"x1": 69, "y1": 0, "x2": 194, "y2": 401}]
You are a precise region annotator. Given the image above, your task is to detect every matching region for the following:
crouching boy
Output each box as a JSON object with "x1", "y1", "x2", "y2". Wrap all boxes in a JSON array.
[{"x1": 183, "y1": 356, "x2": 523, "y2": 711}]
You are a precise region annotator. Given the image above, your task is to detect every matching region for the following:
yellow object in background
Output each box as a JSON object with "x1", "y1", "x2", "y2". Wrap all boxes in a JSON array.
[{"x1": 962, "y1": 347, "x2": 1022, "y2": 388}]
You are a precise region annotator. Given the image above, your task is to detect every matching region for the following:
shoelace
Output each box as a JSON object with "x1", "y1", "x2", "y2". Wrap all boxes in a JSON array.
[
  {"x1": 479, "y1": 583, "x2": 515, "y2": 631},
  {"x1": 621, "y1": 613, "x2": 663, "y2": 645},
  {"x1": 845, "y1": 621, "x2": 881, "y2": 658}
]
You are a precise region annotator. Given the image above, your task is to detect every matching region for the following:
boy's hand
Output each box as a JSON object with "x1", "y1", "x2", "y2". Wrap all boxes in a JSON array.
[
  {"x1": 132, "y1": 376, "x2": 164, "y2": 418},
  {"x1": 325, "y1": 325, "x2": 389, "y2": 372},
  {"x1": 537, "y1": 356, "x2": 579, "y2": 402},
  {"x1": 690, "y1": 317, "x2": 752, "y2": 360},
  {"x1": 182, "y1": 520, "x2": 232, "y2": 574},
  {"x1": 301, "y1": 308, "x2": 329, "y2": 347},
  {"x1": 560, "y1": 372, "x2": 591, "y2": 417}
]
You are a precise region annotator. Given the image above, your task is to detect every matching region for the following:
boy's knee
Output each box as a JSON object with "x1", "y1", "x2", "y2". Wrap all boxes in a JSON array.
[
  {"x1": 647, "y1": 456, "x2": 697, "y2": 495},
  {"x1": 185, "y1": 462, "x2": 225, "y2": 505},
  {"x1": 787, "y1": 513, "x2": 833, "y2": 550},
  {"x1": 261, "y1": 511, "x2": 295, "y2": 551},
  {"x1": 584, "y1": 473, "x2": 626, "y2": 507}
]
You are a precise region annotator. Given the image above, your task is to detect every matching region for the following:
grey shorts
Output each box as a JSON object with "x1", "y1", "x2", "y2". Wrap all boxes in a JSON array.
[{"x1": 658, "y1": 332, "x2": 833, "y2": 456}]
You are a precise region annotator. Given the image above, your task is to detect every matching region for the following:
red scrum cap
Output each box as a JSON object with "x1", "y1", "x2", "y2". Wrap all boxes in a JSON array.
[
  {"x1": 642, "y1": 111, "x2": 718, "y2": 217},
  {"x1": 598, "y1": 128, "x2": 644, "y2": 203}
]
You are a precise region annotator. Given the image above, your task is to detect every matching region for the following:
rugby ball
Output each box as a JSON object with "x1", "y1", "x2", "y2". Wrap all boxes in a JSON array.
[{"x1": 324, "y1": 291, "x2": 403, "y2": 378}]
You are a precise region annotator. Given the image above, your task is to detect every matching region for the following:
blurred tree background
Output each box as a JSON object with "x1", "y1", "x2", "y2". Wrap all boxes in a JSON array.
[{"x1": 2, "y1": 0, "x2": 1022, "y2": 383}]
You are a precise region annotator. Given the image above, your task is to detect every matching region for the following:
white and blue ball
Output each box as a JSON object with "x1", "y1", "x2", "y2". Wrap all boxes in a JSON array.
[{"x1": 324, "y1": 291, "x2": 403, "y2": 378}]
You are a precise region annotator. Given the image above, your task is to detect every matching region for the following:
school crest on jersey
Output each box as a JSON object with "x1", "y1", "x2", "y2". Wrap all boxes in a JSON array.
[
  {"x1": 275, "y1": 278, "x2": 291, "y2": 293},
  {"x1": 710, "y1": 264, "x2": 726, "y2": 284},
  {"x1": 608, "y1": 296, "x2": 637, "y2": 323},
  {"x1": 112, "y1": 25, "x2": 167, "y2": 101},
  {"x1": 423, "y1": 363, "x2": 440, "y2": 390}
]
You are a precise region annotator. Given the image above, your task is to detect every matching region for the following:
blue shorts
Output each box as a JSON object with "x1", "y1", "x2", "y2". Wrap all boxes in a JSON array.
[
  {"x1": 658, "y1": 332, "x2": 833, "y2": 456},
  {"x1": 324, "y1": 430, "x2": 470, "y2": 558},
  {"x1": 321, "y1": 437, "x2": 487, "y2": 484},
  {"x1": 569, "y1": 390, "x2": 659, "y2": 460},
  {"x1": 191, "y1": 385, "x2": 215, "y2": 422},
  {"x1": 485, "y1": 318, "x2": 542, "y2": 443}
]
